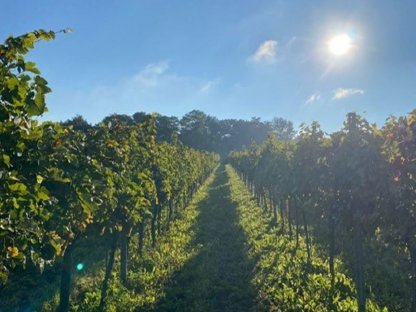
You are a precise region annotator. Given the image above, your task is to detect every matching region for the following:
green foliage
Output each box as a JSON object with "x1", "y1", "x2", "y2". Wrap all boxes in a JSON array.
[
  {"x1": 226, "y1": 165, "x2": 386, "y2": 312},
  {"x1": 130, "y1": 109, "x2": 294, "y2": 157},
  {"x1": 34, "y1": 173, "x2": 215, "y2": 312},
  {"x1": 228, "y1": 112, "x2": 414, "y2": 311},
  {"x1": 0, "y1": 29, "x2": 57, "y2": 283}
]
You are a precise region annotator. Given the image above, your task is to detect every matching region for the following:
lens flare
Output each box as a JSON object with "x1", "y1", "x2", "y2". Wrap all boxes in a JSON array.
[{"x1": 76, "y1": 263, "x2": 84, "y2": 271}]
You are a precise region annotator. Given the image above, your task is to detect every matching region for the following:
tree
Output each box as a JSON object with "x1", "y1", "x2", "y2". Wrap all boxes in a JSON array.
[
  {"x1": 270, "y1": 117, "x2": 296, "y2": 141},
  {"x1": 154, "y1": 114, "x2": 180, "y2": 142},
  {"x1": 61, "y1": 115, "x2": 92, "y2": 132},
  {"x1": 180, "y1": 110, "x2": 210, "y2": 150},
  {"x1": 101, "y1": 113, "x2": 134, "y2": 127},
  {"x1": 382, "y1": 110, "x2": 416, "y2": 311}
]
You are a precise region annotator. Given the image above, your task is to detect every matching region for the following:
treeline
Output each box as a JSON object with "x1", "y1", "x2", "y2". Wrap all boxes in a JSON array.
[
  {"x1": 0, "y1": 30, "x2": 218, "y2": 311},
  {"x1": 66, "y1": 110, "x2": 295, "y2": 158},
  {"x1": 228, "y1": 112, "x2": 416, "y2": 312}
]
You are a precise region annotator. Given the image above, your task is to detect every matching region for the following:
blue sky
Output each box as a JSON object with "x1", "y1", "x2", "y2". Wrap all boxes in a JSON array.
[{"x1": 1, "y1": 0, "x2": 416, "y2": 131}]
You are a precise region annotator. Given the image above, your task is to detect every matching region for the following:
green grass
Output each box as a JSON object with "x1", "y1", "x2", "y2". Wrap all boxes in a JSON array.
[{"x1": 152, "y1": 166, "x2": 257, "y2": 312}]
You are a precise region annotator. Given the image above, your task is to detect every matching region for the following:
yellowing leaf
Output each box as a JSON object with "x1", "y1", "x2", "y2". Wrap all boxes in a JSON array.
[
  {"x1": 7, "y1": 246, "x2": 19, "y2": 258},
  {"x1": 36, "y1": 175, "x2": 44, "y2": 184}
]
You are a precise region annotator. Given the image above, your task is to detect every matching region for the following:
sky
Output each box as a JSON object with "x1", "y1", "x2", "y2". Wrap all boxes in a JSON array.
[{"x1": 1, "y1": 0, "x2": 416, "y2": 132}]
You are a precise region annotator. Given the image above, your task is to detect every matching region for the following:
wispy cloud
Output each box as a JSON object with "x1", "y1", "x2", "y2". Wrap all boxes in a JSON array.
[
  {"x1": 132, "y1": 61, "x2": 169, "y2": 87},
  {"x1": 332, "y1": 88, "x2": 364, "y2": 100},
  {"x1": 250, "y1": 40, "x2": 278, "y2": 64},
  {"x1": 305, "y1": 92, "x2": 321, "y2": 105},
  {"x1": 200, "y1": 79, "x2": 220, "y2": 93},
  {"x1": 285, "y1": 36, "x2": 297, "y2": 49}
]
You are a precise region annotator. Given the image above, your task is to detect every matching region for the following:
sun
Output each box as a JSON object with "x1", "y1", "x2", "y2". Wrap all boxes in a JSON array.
[{"x1": 328, "y1": 34, "x2": 352, "y2": 56}]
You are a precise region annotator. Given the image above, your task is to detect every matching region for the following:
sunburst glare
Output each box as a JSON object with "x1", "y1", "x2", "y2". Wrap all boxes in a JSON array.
[{"x1": 328, "y1": 34, "x2": 352, "y2": 56}]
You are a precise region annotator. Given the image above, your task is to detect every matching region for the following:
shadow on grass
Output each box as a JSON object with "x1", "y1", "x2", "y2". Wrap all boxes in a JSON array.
[{"x1": 151, "y1": 166, "x2": 257, "y2": 312}]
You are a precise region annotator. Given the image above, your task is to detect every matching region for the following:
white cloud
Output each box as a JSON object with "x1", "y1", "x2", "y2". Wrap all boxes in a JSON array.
[
  {"x1": 250, "y1": 40, "x2": 278, "y2": 64},
  {"x1": 332, "y1": 88, "x2": 364, "y2": 100},
  {"x1": 305, "y1": 92, "x2": 321, "y2": 105},
  {"x1": 200, "y1": 79, "x2": 220, "y2": 93},
  {"x1": 132, "y1": 61, "x2": 169, "y2": 87}
]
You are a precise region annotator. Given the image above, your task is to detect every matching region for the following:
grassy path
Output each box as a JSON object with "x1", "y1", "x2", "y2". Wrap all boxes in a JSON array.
[{"x1": 154, "y1": 166, "x2": 257, "y2": 311}]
